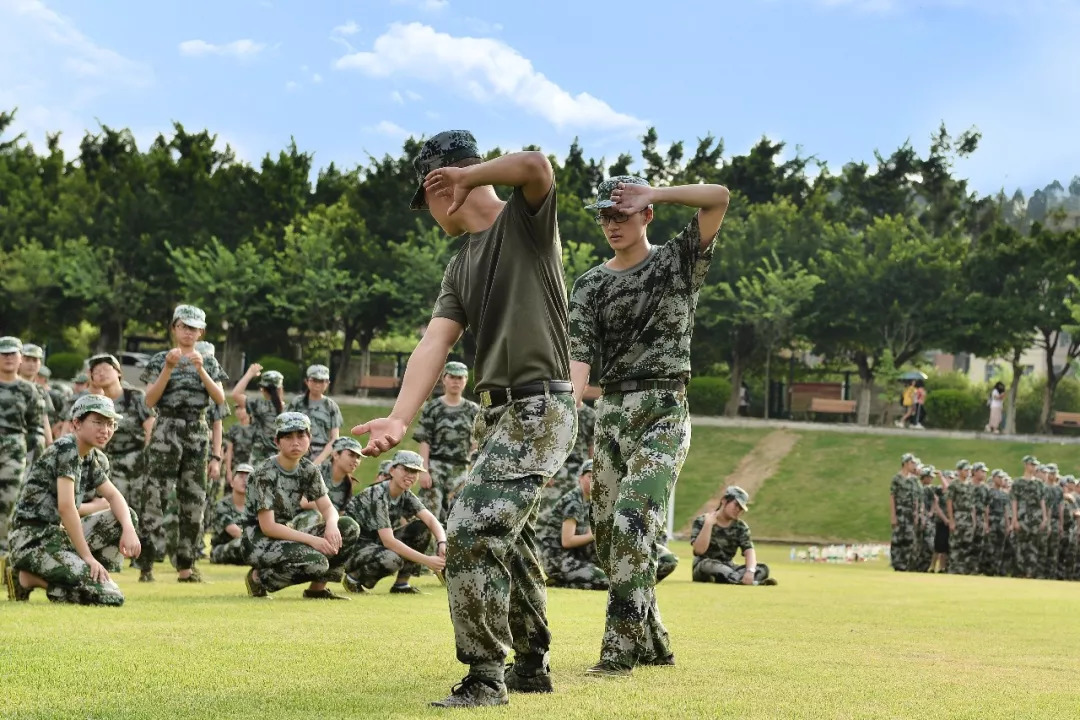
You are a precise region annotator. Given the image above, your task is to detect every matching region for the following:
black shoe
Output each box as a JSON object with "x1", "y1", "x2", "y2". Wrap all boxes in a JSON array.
[
  {"x1": 389, "y1": 584, "x2": 422, "y2": 594},
  {"x1": 342, "y1": 574, "x2": 368, "y2": 594},
  {"x1": 585, "y1": 660, "x2": 632, "y2": 677},
  {"x1": 138, "y1": 569, "x2": 155, "y2": 583},
  {"x1": 177, "y1": 568, "x2": 203, "y2": 583},
  {"x1": 504, "y1": 663, "x2": 553, "y2": 693},
  {"x1": 245, "y1": 568, "x2": 268, "y2": 598},
  {"x1": 430, "y1": 676, "x2": 508, "y2": 708},
  {"x1": 2, "y1": 556, "x2": 31, "y2": 602},
  {"x1": 639, "y1": 654, "x2": 676, "y2": 667},
  {"x1": 762, "y1": 577, "x2": 778, "y2": 586},
  {"x1": 303, "y1": 588, "x2": 349, "y2": 600}
]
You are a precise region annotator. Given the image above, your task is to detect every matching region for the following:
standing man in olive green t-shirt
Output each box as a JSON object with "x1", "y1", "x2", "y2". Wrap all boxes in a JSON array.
[{"x1": 352, "y1": 131, "x2": 576, "y2": 709}]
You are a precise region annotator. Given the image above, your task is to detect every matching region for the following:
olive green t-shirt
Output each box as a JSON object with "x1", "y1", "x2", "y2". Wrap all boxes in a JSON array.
[{"x1": 431, "y1": 184, "x2": 570, "y2": 392}]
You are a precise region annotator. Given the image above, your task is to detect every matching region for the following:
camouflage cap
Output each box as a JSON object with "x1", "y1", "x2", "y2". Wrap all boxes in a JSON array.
[
  {"x1": 1022, "y1": 455, "x2": 1039, "y2": 465},
  {"x1": 273, "y1": 411, "x2": 310, "y2": 435},
  {"x1": 194, "y1": 341, "x2": 215, "y2": 358},
  {"x1": 971, "y1": 462, "x2": 988, "y2": 473},
  {"x1": 234, "y1": 463, "x2": 255, "y2": 475},
  {"x1": 942, "y1": 470, "x2": 956, "y2": 480},
  {"x1": 306, "y1": 364, "x2": 331, "y2": 381},
  {"x1": 955, "y1": 459, "x2": 971, "y2": 471},
  {"x1": 38, "y1": 366, "x2": 52, "y2": 379},
  {"x1": 1064, "y1": 475, "x2": 1077, "y2": 485},
  {"x1": 585, "y1": 175, "x2": 650, "y2": 210},
  {"x1": 332, "y1": 436, "x2": 365, "y2": 456},
  {"x1": 723, "y1": 485, "x2": 749, "y2": 511},
  {"x1": 20, "y1": 343, "x2": 44, "y2": 360},
  {"x1": 172, "y1": 304, "x2": 207, "y2": 329},
  {"x1": 391, "y1": 449, "x2": 426, "y2": 472},
  {"x1": 258, "y1": 370, "x2": 285, "y2": 388},
  {"x1": 0, "y1": 336, "x2": 23, "y2": 354},
  {"x1": 73, "y1": 371, "x2": 89, "y2": 384},
  {"x1": 901, "y1": 453, "x2": 918, "y2": 465},
  {"x1": 918, "y1": 465, "x2": 935, "y2": 477},
  {"x1": 71, "y1": 394, "x2": 123, "y2": 422},
  {"x1": 443, "y1": 361, "x2": 469, "y2": 377},
  {"x1": 88, "y1": 353, "x2": 121, "y2": 373},
  {"x1": 377, "y1": 460, "x2": 392, "y2": 476},
  {"x1": 1045, "y1": 463, "x2": 1059, "y2": 473},
  {"x1": 579, "y1": 459, "x2": 594, "y2": 475},
  {"x1": 1037, "y1": 464, "x2": 1050, "y2": 473},
  {"x1": 409, "y1": 130, "x2": 481, "y2": 210},
  {"x1": 990, "y1": 468, "x2": 1006, "y2": 479}
]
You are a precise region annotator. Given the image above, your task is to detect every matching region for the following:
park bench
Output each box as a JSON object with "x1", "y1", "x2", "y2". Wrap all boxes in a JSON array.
[
  {"x1": 355, "y1": 375, "x2": 401, "y2": 394},
  {"x1": 1050, "y1": 411, "x2": 1080, "y2": 433},
  {"x1": 809, "y1": 397, "x2": 857, "y2": 422}
]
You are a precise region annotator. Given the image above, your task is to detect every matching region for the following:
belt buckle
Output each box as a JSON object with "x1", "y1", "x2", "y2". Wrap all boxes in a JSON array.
[{"x1": 480, "y1": 391, "x2": 492, "y2": 408}]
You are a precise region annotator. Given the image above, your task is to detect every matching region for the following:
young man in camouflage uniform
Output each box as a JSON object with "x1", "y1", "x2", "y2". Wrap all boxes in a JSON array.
[
  {"x1": 414, "y1": 361, "x2": 480, "y2": 522},
  {"x1": 243, "y1": 412, "x2": 360, "y2": 599},
  {"x1": 286, "y1": 364, "x2": 343, "y2": 465},
  {"x1": 341, "y1": 450, "x2": 446, "y2": 594},
  {"x1": 536, "y1": 459, "x2": 607, "y2": 590},
  {"x1": 1010, "y1": 455, "x2": 1047, "y2": 579},
  {"x1": 568, "y1": 174, "x2": 729, "y2": 677},
  {"x1": 983, "y1": 470, "x2": 1011, "y2": 576},
  {"x1": 209, "y1": 462, "x2": 252, "y2": 565},
  {"x1": 969, "y1": 462, "x2": 990, "y2": 573},
  {"x1": 915, "y1": 466, "x2": 938, "y2": 572},
  {"x1": 889, "y1": 453, "x2": 921, "y2": 571},
  {"x1": 690, "y1": 486, "x2": 776, "y2": 585},
  {"x1": 1060, "y1": 476, "x2": 1078, "y2": 580},
  {"x1": 17, "y1": 343, "x2": 54, "y2": 464},
  {"x1": 352, "y1": 131, "x2": 575, "y2": 707},
  {"x1": 224, "y1": 404, "x2": 256, "y2": 480},
  {"x1": 945, "y1": 462, "x2": 977, "y2": 575},
  {"x1": 1, "y1": 336, "x2": 49, "y2": 554},
  {"x1": 2, "y1": 395, "x2": 141, "y2": 605},
  {"x1": 1041, "y1": 463, "x2": 1064, "y2": 579}
]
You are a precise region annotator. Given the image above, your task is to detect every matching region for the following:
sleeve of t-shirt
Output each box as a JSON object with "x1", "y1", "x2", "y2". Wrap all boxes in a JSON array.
[
  {"x1": 689, "y1": 516, "x2": 704, "y2": 545},
  {"x1": 207, "y1": 356, "x2": 229, "y2": 384},
  {"x1": 303, "y1": 463, "x2": 329, "y2": 502},
  {"x1": 54, "y1": 441, "x2": 82, "y2": 482},
  {"x1": 568, "y1": 274, "x2": 599, "y2": 365},
  {"x1": 25, "y1": 386, "x2": 44, "y2": 431},
  {"x1": 374, "y1": 492, "x2": 393, "y2": 531},
  {"x1": 431, "y1": 263, "x2": 467, "y2": 327},
  {"x1": 738, "y1": 522, "x2": 754, "y2": 552},
  {"x1": 140, "y1": 354, "x2": 163, "y2": 386},
  {"x1": 403, "y1": 491, "x2": 425, "y2": 518},
  {"x1": 134, "y1": 392, "x2": 153, "y2": 423},
  {"x1": 90, "y1": 452, "x2": 111, "y2": 489},
  {"x1": 249, "y1": 467, "x2": 276, "y2": 512},
  {"x1": 667, "y1": 213, "x2": 716, "y2": 291},
  {"x1": 329, "y1": 399, "x2": 343, "y2": 428},
  {"x1": 412, "y1": 400, "x2": 435, "y2": 444},
  {"x1": 508, "y1": 183, "x2": 558, "y2": 247}
]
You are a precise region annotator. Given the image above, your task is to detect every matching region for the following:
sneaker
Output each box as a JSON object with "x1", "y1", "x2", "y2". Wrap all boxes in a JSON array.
[
  {"x1": 177, "y1": 568, "x2": 203, "y2": 583},
  {"x1": 585, "y1": 660, "x2": 632, "y2": 677},
  {"x1": 430, "y1": 675, "x2": 508, "y2": 708},
  {"x1": 389, "y1": 583, "x2": 422, "y2": 594},
  {"x1": 504, "y1": 664, "x2": 553, "y2": 693},
  {"x1": 762, "y1": 577, "x2": 779, "y2": 586},
  {"x1": 303, "y1": 588, "x2": 350, "y2": 600},
  {"x1": 638, "y1": 654, "x2": 676, "y2": 667},
  {"x1": 342, "y1": 574, "x2": 368, "y2": 594},
  {"x1": 2, "y1": 556, "x2": 31, "y2": 602},
  {"x1": 245, "y1": 568, "x2": 268, "y2": 598},
  {"x1": 138, "y1": 569, "x2": 155, "y2": 583},
  {"x1": 913, "y1": 424, "x2": 924, "y2": 430}
]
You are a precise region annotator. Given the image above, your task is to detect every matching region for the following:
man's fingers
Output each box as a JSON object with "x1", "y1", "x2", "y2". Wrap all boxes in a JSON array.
[{"x1": 351, "y1": 423, "x2": 370, "y2": 437}]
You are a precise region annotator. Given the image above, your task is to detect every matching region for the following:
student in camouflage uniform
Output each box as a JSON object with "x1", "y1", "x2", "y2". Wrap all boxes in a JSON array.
[
  {"x1": 87, "y1": 354, "x2": 155, "y2": 501},
  {"x1": 137, "y1": 305, "x2": 227, "y2": 583},
  {"x1": 57, "y1": 372, "x2": 90, "y2": 437},
  {"x1": 945, "y1": 463, "x2": 977, "y2": 575},
  {"x1": 983, "y1": 470, "x2": 1011, "y2": 576},
  {"x1": 209, "y1": 463, "x2": 252, "y2": 565},
  {"x1": 2, "y1": 395, "x2": 140, "y2": 605},
  {"x1": 915, "y1": 467, "x2": 938, "y2": 572},
  {"x1": 17, "y1": 343, "x2": 54, "y2": 464},
  {"x1": 690, "y1": 486, "x2": 776, "y2": 585},
  {"x1": 224, "y1": 404, "x2": 257, "y2": 480},
  {"x1": 286, "y1": 364, "x2": 343, "y2": 465},
  {"x1": 0, "y1": 337, "x2": 48, "y2": 553},
  {"x1": 543, "y1": 400, "x2": 596, "y2": 513},
  {"x1": 375, "y1": 460, "x2": 392, "y2": 483},
  {"x1": 414, "y1": 361, "x2": 480, "y2": 521},
  {"x1": 352, "y1": 132, "x2": 576, "y2": 707},
  {"x1": 536, "y1": 459, "x2": 607, "y2": 590},
  {"x1": 341, "y1": 450, "x2": 447, "y2": 594},
  {"x1": 291, "y1": 436, "x2": 362, "y2": 534},
  {"x1": 45, "y1": 370, "x2": 70, "y2": 438},
  {"x1": 242, "y1": 412, "x2": 360, "y2": 599},
  {"x1": 569, "y1": 175, "x2": 729, "y2": 677},
  {"x1": 1060, "y1": 476, "x2": 1079, "y2": 580},
  {"x1": 969, "y1": 462, "x2": 990, "y2": 573},
  {"x1": 889, "y1": 453, "x2": 921, "y2": 571},
  {"x1": 1010, "y1": 455, "x2": 1047, "y2": 579},
  {"x1": 231, "y1": 364, "x2": 284, "y2": 466},
  {"x1": 1041, "y1": 463, "x2": 1064, "y2": 579}
]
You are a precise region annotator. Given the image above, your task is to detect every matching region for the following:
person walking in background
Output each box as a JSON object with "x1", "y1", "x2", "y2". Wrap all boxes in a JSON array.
[
  {"x1": 986, "y1": 381, "x2": 1005, "y2": 434},
  {"x1": 895, "y1": 380, "x2": 916, "y2": 428},
  {"x1": 911, "y1": 381, "x2": 927, "y2": 429}
]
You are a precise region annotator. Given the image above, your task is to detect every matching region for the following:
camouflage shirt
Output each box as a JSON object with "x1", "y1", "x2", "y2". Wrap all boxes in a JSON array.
[
  {"x1": 103, "y1": 387, "x2": 155, "y2": 456},
  {"x1": 922, "y1": 485, "x2": 938, "y2": 522},
  {"x1": 286, "y1": 394, "x2": 343, "y2": 456},
  {"x1": 344, "y1": 481, "x2": 425, "y2": 545},
  {"x1": 690, "y1": 515, "x2": 753, "y2": 565},
  {"x1": 412, "y1": 396, "x2": 480, "y2": 464},
  {"x1": 319, "y1": 462, "x2": 354, "y2": 512},
  {"x1": 987, "y1": 487, "x2": 1011, "y2": 528},
  {"x1": 0, "y1": 378, "x2": 45, "y2": 436},
  {"x1": 12, "y1": 434, "x2": 109, "y2": 528},
  {"x1": 1044, "y1": 484, "x2": 1064, "y2": 527},
  {"x1": 246, "y1": 396, "x2": 283, "y2": 457},
  {"x1": 140, "y1": 352, "x2": 228, "y2": 413},
  {"x1": 47, "y1": 385, "x2": 70, "y2": 424},
  {"x1": 1062, "y1": 494, "x2": 1077, "y2": 532},
  {"x1": 972, "y1": 482, "x2": 990, "y2": 524},
  {"x1": 946, "y1": 481, "x2": 976, "y2": 520},
  {"x1": 569, "y1": 403, "x2": 595, "y2": 464},
  {"x1": 225, "y1": 423, "x2": 257, "y2": 466},
  {"x1": 243, "y1": 457, "x2": 327, "y2": 529},
  {"x1": 60, "y1": 389, "x2": 89, "y2": 422},
  {"x1": 211, "y1": 496, "x2": 246, "y2": 546},
  {"x1": 28, "y1": 384, "x2": 54, "y2": 440},
  {"x1": 890, "y1": 473, "x2": 920, "y2": 518},
  {"x1": 568, "y1": 214, "x2": 716, "y2": 384},
  {"x1": 1011, "y1": 478, "x2": 1044, "y2": 523}
]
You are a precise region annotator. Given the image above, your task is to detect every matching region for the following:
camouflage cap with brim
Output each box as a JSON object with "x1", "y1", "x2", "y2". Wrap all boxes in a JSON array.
[
  {"x1": 20, "y1": 343, "x2": 44, "y2": 360},
  {"x1": 901, "y1": 453, "x2": 918, "y2": 465},
  {"x1": 332, "y1": 436, "x2": 365, "y2": 456},
  {"x1": 0, "y1": 336, "x2": 23, "y2": 354},
  {"x1": 73, "y1": 371, "x2": 89, "y2": 384},
  {"x1": 172, "y1": 304, "x2": 207, "y2": 329},
  {"x1": 918, "y1": 465, "x2": 935, "y2": 477},
  {"x1": 306, "y1": 364, "x2": 331, "y2": 381},
  {"x1": 1064, "y1": 475, "x2": 1077, "y2": 485},
  {"x1": 443, "y1": 361, "x2": 469, "y2": 377},
  {"x1": 991, "y1": 469, "x2": 1006, "y2": 478},
  {"x1": 585, "y1": 175, "x2": 650, "y2": 210},
  {"x1": 274, "y1": 411, "x2": 310, "y2": 435},
  {"x1": 723, "y1": 485, "x2": 749, "y2": 511},
  {"x1": 234, "y1": 463, "x2": 255, "y2": 475},
  {"x1": 195, "y1": 341, "x2": 215, "y2": 358},
  {"x1": 377, "y1": 460, "x2": 392, "y2": 476},
  {"x1": 971, "y1": 462, "x2": 988, "y2": 472},
  {"x1": 1046, "y1": 463, "x2": 1059, "y2": 473},
  {"x1": 71, "y1": 394, "x2": 124, "y2": 422},
  {"x1": 579, "y1": 459, "x2": 594, "y2": 475},
  {"x1": 391, "y1": 449, "x2": 426, "y2": 472},
  {"x1": 259, "y1": 370, "x2": 285, "y2": 388},
  {"x1": 38, "y1": 366, "x2": 52, "y2": 379},
  {"x1": 409, "y1": 130, "x2": 481, "y2": 210},
  {"x1": 1022, "y1": 455, "x2": 1039, "y2": 465},
  {"x1": 955, "y1": 459, "x2": 971, "y2": 471},
  {"x1": 88, "y1": 353, "x2": 122, "y2": 373}
]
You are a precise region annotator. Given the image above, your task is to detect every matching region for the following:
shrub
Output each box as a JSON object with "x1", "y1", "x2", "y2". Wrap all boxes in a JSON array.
[
  {"x1": 1015, "y1": 376, "x2": 1080, "y2": 433},
  {"x1": 255, "y1": 356, "x2": 302, "y2": 392},
  {"x1": 925, "y1": 371, "x2": 971, "y2": 393},
  {"x1": 923, "y1": 389, "x2": 982, "y2": 430},
  {"x1": 687, "y1": 376, "x2": 731, "y2": 416},
  {"x1": 46, "y1": 352, "x2": 84, "y2": 380}
]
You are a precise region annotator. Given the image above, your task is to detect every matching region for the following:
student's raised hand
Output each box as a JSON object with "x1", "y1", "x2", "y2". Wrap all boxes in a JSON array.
[
  {"x1": 323, "y1": 524, "x2": 342, "y2": 553},
  {"x1": 352, "y1": 417, "x2": 407, "y2": 457},
  {"x1": 611, "y1": 181, "x2": 655, "y2": 215},
  {"x1": 424, "y1": 166, "x2": 472, "y2": 216},
  {"x1": 119, "y1": 528, "x2": 142, "y2": 559},
  {"x1": 426, "y1": 555, "x2": 447, "y2": 573},
  {"x1": 208, "y1": 458, "x2": 220, "y2": 481},
  {"x1": 165, "y1": 348, "x2": 183, "y2": 367},
  {"x1": 87, "y1": 558, "x2": 111, "y2": 584},
  {"x1": 246, "y1": 363, "x2": 263, "y2": 377}
]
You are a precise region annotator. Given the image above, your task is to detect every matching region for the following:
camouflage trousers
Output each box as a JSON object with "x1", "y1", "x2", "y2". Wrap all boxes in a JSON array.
[
  {"x1": 104, "y1": 447, "x2": 145, "y2": 505},
  {"x1": 244, "y1": 516, "x2": 360, "y2": 593},
  {"x1": 1059, "y1": 530, "x2": 1077, "y2": 581},
  {"x1": 1042, "y1": 526, "x2": 1061, "y2": 580},
  {"x1": 948, "y1": 519, "x2": 976, "y2": 575},
  {"x1": 444, "y1": 391, "x2": 576, "y2": 684},
  {"x1": 540, "y1": 466, "x2": 572, "y2": 518},
  {"x1": 345, "y1": 518, "x2": 430, "y2": 587},
  {"x1": 691, "y1": 559, "x2": 771, "y2": 585},
  {"x1": 1013, "y1": 523, "x2": 1043, "y2": 578},
  {"x1": 8, "y1": 508, "x2": 137, "y2": 605},
  {"x1": 0, "y1": 434, "x2": 27, "y2": 554},
  {"x1": 890, "y1": 516, "x2": 917, "y2": 572},
  {"x1": 982, "y1": 526, "x2": 1009, "y2": 576},
  {"x1": 210, "y1": 537, "x2": 247, "y2": 565},
  {"x1": 914, "y1": 519, "x2": 935, "y2": 572},
  {"x1": 656, "y1": 544, "x2": 679, "y2": 583},
  {"x1": 136, "y1": 415, "x2": 209, "y2": 572},
  {"x1": 593, "y1": 388, "x2": 690, "y2": 668},
  {"x1": 288, "y1": 509, "x2": 323, "y2": 534},
  {"x1": 540, "y1": 540, "x2": 608, "y2": 591},
  {"x1": 419, "y1": 458, "x2": 469, "y2": 523}
]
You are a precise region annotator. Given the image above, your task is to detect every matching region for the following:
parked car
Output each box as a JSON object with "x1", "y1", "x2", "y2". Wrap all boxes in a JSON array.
[{"x1": 117, "y1": 351, "x2": 151, "y2": 368}]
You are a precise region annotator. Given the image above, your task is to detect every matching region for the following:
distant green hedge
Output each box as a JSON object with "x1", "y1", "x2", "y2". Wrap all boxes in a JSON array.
[
  {"x1": 46, "y1": 352, "x2": 84, "y2": 380},
  {"x1": 687, "y1": 376, "x2": 731, "y2": 416},
  {"x1": 255, "y1": 356, "x2": 302, "y2": 391}
]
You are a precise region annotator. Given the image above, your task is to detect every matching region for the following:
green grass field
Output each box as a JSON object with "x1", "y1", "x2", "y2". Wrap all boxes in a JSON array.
[{"x1": 4, "y1": 544, "x2": 1080, "y2": 719}]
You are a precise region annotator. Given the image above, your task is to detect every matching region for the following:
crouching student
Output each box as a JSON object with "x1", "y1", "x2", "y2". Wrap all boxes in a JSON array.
[
  {"x1": 3, "y1": 395, "x2": 141, "y2": 604},
  {"x1": 292, "y1": 436, "x2": 363, "y2": 534},
  {"x1": 209, "y1": 463, "x2": 253, "y2": 565},
  {"x1": 538, "y1": 460, "x2": 608, "y2": 590},
  {"x1": 341, "y1": 450, "x2": 446, "y2": 595},
  {"x1": 690, "y1": 486, "x2": 777, "y2": 586},
  {"x1": 242, "y1": 412, "x2": 360, "y2": 600}
]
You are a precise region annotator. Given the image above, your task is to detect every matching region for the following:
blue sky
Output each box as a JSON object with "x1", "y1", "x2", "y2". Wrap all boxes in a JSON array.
[{"x1": 2, "y1": 0, "x2": 1078, "y2": 197}]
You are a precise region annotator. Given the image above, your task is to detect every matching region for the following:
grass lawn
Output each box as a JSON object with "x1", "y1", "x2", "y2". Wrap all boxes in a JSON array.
[{"x1": 4, "y1": 543, "x2": 1079, "y2": 719}]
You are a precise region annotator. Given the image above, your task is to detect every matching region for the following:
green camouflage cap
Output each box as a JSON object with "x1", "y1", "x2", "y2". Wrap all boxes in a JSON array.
[
  {"x1": 306, "y1": 364, "x2": 330, "y2": 381},
  {"x1": 234, "y1": 463, "x2": 255, "y2": 475},
  {"x1": 20, "y1": 343, "x2": 44, "y2": 359},
  {"x1": 377, "y1": 460, "x2": 392, "y2": 476},
  {"x1": 71, "y1": 394, "x2": 123, "y2": 422},
  {"x1": 72, "y1": 371, "x2": 89, "y2": 384},
  {"x1": 971, "y1": 462, "x2": 988, "y2": 472},
  {"x1": 1045, "y1": 463, "x2": 1059, "y2": 473},
  {"x1": 1064, "y1": 475, "x2": 1076, "y2": 485},
  {"x1": 1037, "y1": 464, "x2": 1050, "y2": 473},
  {"x1": 918, "y1": 465, "x2": 935, "y2": 477},
  {"x1": 0, "y1": 336, "x2": 23, "y2": 354},
  {"x1": 955, "y1": 459, "x2": 970, "y2": 470},
  {"x1": 38, "y1": 366, "x2": 52, "y2": 379},
  {"x1": 443, "y1": 361, "x2": 469, "y2": 377},
  {"x1": 409, "y1": 130, "x2": 481, "y2": 210},
  {"x1": 332, "y1": 436, "x2": 365, "y2": 456},
  {"x1": 391, "y1": 449, "x2": 426, "y2": 472},
  {"x1": 579, "y1": 459, "x2": 594, "y2": 475},
  {"x1": 274, "y1": 411, "x2": 310, "y2": 435},
  {"x1": 258, "y1": 370, "x2": 285, "y2": 388},
  {"x1": 723, "y1": 485, "x2": 749, "y2": 511},
  {"x1": 172, "y1": 304, "x2": 207, "y2": 329},
  {"x1": 585, "y1": 175, "x2": 649, "y2": 210},
  {"x1": 990, "y1": 468, "x2": 1006, "y2": 479},
  {"x1": 194, "y1": 341, "x2": 215, "y2": 358},
  {"x1": 942, "y1": 470, "x2": 956, "y2": 480},
  {"x1": 88, "y1": 353, "x2": 121, "y2": 373},
  {"x1": 1022, "y1": 455, "x2": 1039, "y2": 465},
  {"x1": 901, "y1": 453, "x2": 918, "y2": 465}
]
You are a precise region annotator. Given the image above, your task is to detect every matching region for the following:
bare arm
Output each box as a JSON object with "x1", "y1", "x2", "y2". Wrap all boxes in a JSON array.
[
  {"x1": 418, "y1": 508, "x2": 447, "y2": 546},
  {"x1": 225, "y1": 523, "x2": 242, "y2": 539},
  {"x1": 1011, "y1": 498, "x2": 1019, "y2": 531},
  {"x1": 560, "y1": 518, "x2": 594, "y2": 549},
  {"x1": 418, "y1": 441, "x2": 433, "y2": 489},
  {"x1": 890, "y1": 495, "x2": 898, "y2": 527},
  {"x1": 142, "y1": 417, "x2": 154, "y2": 446},
  {"x1": 377, "y1": 526, "x2": 444, "y2": 571},
  {"x1": 96, "y1": 479, "x2": 141, "y2": 557},
  {"x1": 42, "y1": 413, "x2": 53, "y2": 447},
  {"x1": 312, "y1": 427, "x2": 338, "y2": 467},
  {"x1": 230, "y1": 364, "x2": 261, "y2": 406},
  {"x1": 57, "y1": 477, "x2": 109, "y2": 581},
  {"x1": 458, "y1": 151, "x2": 554, "y2": 210},
  {"x1": 570, "y1": 361, "x2": 591, "y2": 406},
  {"x1": 691, "y1": 515, "x2": 715, "y2": 556},
  {"x1": 614, "y1": 183, "x2": 730, "y2": 249},
  {"x1": 741, "y1": 547, "x2": 758, "y2": 584},
  {"x1": 144, "y1": 366, "x2": 174, "y2": 408}
]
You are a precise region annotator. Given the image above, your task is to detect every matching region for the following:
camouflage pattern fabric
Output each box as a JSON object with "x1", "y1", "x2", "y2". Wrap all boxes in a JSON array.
[
  {"x1": 409, "y1": 130, "x2": 481, "y2": 210},
  {"x1": 209, "y1": 496, "x2": 247, "y2": 564},
  {"x1": 568, "y1": 214, "x2": 716, "y2": 386},
  {"x1": 915, "y1": 484, "x2": 937, "y2": 572},
  {"x1": 983, "y1": 486, "x2": 1011, "y2": 576},
  {"x1": 244, "y1": 396, "x2": 280, "y2": 464},
  {"x1": 225, "y1": 423, "x2": 257, "y2": 467},
  {"x1": 285, "y1": 394, "x2": 344, "y2": 459},
  {"x1": 691, "y1": 558, "x2": 770, "y2": 585},
  {"x1": 244, "y1": 516, "x2": 360, "y2": 592},
  {"x1": 1010, "y1": 478, "x2": 1045, "y2": 578},
  {"x1": 566, "y1": 402, "x2": 595, "y2": 477},
  {"x1": 422, "y1": 458, "x2": 470, "y2": 523},
  {"x1": 946, "y1": 480, "x2": 977, "y2": 575},
  {"x1": 25, "y1": 383, "x2": 54, "y2": 461},
  {"x1": 690, "y1": 514, "x2": 752, "y2": 565},
  {"x1": 344, "y1": 518, "x2": 431, "y2": 587},
  {"x1": 443, "y1": 392, "x2": 576, "y2": 685},
  {"x1": 593, "y1": 388, "x2": 690, "y2": 668},
  {"x1": 655, "y1": 545, "x2": 679, "y2": 583},
  {"x1": 102, "y1": 388, "x2": 154, "y2": 500},
  {"x1": 59, "y1": 389, "x2": 89, "y2": 422},
  {"x1": 12, "y1": 435, "x2": 108, "y2": 527},
  {"x1": 889, "y1": 472, "x2": 920, "y2": 571},
  {"x1": 343, "y1": 477, "x2": 426, "y2": 543},
  {"x1": 243, "y1": 456, "x2": 328, "y2": 530},
  {"x1": 536, "y1": 485, "x2": 607, "y2": 590},
  {"x1": 139, "y1": 352, "x2": 227, "y2": 412},
  {"x1": 0, "y1": 378, "x2": 45, "y2": 550},
  {"x1": 970, "y1": 481, "x2": 990, "y2": 573},
  {"x1": 0, "y1": 434, "x2": 27, "y2": 554},
  {"x1": 1042, "y1": 482, "x2": 1064, "y2": 579},
  {"x1": 413, "y1": 396, "x2": 480, "y2": 518},
  {"x1": 1058, "y1": 492, "x2": 1077, "y2": 580},
  {"x1": 290, "y1": 463, "x2": 356, "y2": 535},
  {"x1": 47, "y1": 384, "x2": 70, "y2": 425}
]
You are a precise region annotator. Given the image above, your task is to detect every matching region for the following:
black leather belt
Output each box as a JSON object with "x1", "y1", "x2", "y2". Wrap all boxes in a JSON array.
[
  {"x1": 479, "y1": 380, "x2": 573, "y2": 408},
  {"x1": 601, "y1": 379, "x2": 686, "y2": 395}
]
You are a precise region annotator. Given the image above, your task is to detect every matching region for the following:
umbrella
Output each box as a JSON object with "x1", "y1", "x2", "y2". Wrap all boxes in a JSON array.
[{"x1": 899, "y1": 370, "x2": 928, "y2": 381}]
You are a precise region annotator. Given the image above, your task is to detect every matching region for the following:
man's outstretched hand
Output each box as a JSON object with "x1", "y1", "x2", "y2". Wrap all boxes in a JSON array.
[{"x1": 351, "y1": 417, "x2": 408, "y2": 457}]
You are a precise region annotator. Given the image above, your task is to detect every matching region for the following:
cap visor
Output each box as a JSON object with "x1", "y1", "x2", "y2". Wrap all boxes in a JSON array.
[
  {"x1": 403, "y1": 463, "x2": 426, "y2": 472},
  {"x1": 737, "y1": 501, "x2": 748, "y2": 511},
  {"x1": 409, "y1": 183, "x2": 427, "y2": 210},
  {"x1": 584, "y1": 200, "x2": 616, "y2": 210}
]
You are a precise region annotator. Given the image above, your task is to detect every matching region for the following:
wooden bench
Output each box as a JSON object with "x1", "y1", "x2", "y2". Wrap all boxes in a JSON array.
[
  {"x1": 356, "y1": 375, "x2": 401, "y2": 394},
  {"x1": 809, "y1": 397, "x2": 857, "y2": 421},
  {"x1": 1051, "y1": 411, "x2": 1080, "y2": 432}
]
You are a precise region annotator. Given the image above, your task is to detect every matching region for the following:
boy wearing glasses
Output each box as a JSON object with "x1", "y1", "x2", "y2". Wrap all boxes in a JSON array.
[{"x1": 568, "y1": 175, "x2": 729, "y2": 676}]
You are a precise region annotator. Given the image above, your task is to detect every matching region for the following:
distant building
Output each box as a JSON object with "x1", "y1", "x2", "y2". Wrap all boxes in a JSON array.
[{"x1": 929, "y1": 331, "x2": 1074, "y2": 383}]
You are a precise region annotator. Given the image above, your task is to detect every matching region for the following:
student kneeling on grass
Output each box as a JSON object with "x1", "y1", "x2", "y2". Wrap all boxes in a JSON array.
[
  {"x1": 209, "y1": 463, "x2": 253, "y2": 565},
  {"x1": 291, "y1": 436, "x2": 364, "y2": 534},
  {"x1": 341, "y1": 450, "x2": 447, "y2": 595},
  {"x1": 243, "y1": 412, "x2": 360, "y2": 600},
  {"x1": 689, "y1": 486, "x2": 778, "y2": 586},
  {"x1": 3, "y1": 394, "x2": 141, "y2": 605}
]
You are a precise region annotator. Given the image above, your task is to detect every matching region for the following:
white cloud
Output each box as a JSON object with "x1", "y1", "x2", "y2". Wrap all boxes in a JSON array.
[
  {"x1": 390, "y1": 90, "x2": 404, "y2": 104},
  {"x1": 285, "y1": 80, "x2": 299, "y2": 91},
  {"x1": 332, "y1": 20, "x2": 360, "y2": 36},
  {"x1": 405, "y1": 89, "x2": 423, "y2": 101},
  {"x1": 312, "y1": 72, "x2": 323, "y2": 84},
  {"x1": 366, "y1": 120, "x2": 414, "y2": 139},
  {"x1": 336, "y1": 23, "x2": 645, "y2": 132},
  {"x1": 178, "y1": 39, "x2": 266, "y2": 59}
]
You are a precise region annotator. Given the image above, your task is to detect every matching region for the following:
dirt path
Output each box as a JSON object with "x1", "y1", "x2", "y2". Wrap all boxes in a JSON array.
[{"x1": 678, "y1": 429, "x2": 800, "y2": 536}]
